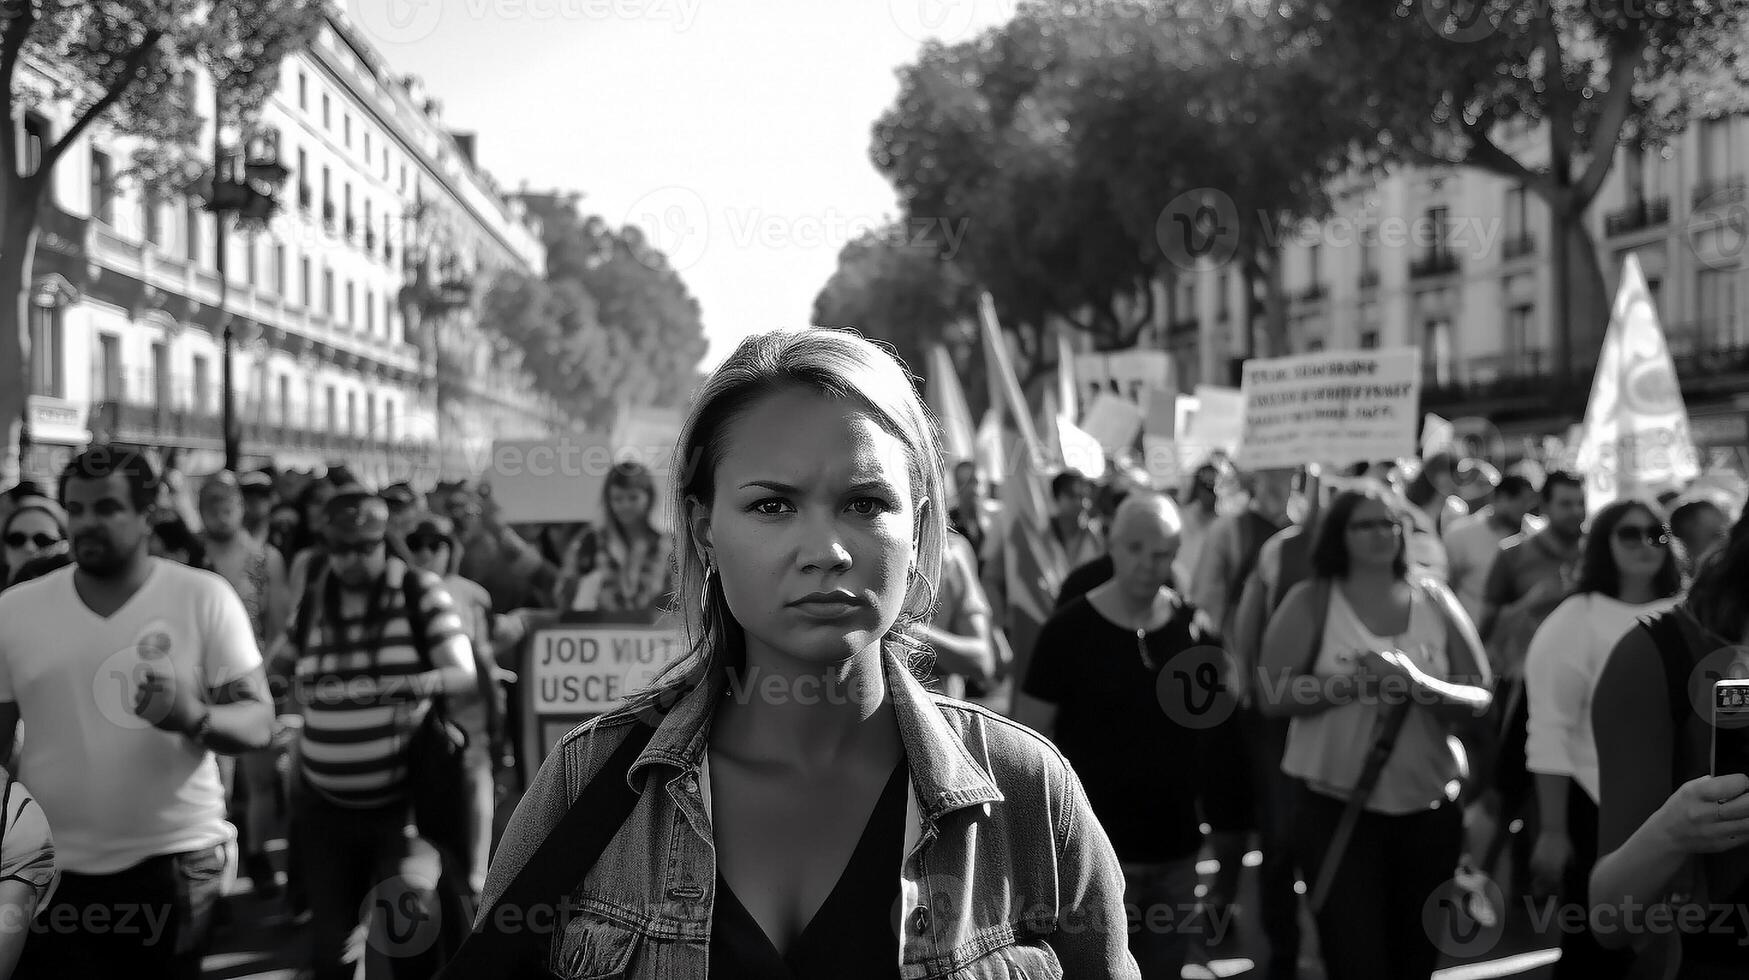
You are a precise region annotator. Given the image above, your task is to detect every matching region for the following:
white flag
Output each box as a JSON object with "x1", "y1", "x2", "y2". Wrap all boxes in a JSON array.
[
  {"x1": 926, "y1": 345, "x2": 977, "y2": 465},
  {"x1": 1574, "y1": 255, "x2": 1700, "y2": 513}
]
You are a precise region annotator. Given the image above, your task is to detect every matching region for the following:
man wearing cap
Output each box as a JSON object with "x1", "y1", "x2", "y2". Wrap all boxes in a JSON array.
[
  {"x1": 199, "y1": 471, "x2": 291, "y2": 900},
  {"x1": 270, "y1": 488, "x2": 477, "y2": 980},
  {"x1": 0, "y1": 447, "x2": 274, "y2": 978},
  {"x1": 379, "y1": 482, "x2": 420, "y2": 544},
  {"x1": 238, "y1": 470, "x2": 278, "y2": 546}
]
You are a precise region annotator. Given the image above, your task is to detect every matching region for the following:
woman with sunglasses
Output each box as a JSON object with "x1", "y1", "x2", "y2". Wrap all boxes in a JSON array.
[
  {"x1": 1258, "y1": 485, "x2": 1492, "y2": 980},
  {"x1": 1, "y1": 497, "x2": 67, "y2": 590},
  {"x1": 1523, "y1": 499, "x2": 1682, "y2": 978}
]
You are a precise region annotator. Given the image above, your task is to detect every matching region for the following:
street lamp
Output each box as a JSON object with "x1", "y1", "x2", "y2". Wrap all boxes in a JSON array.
[{"x1": 205, "y1": 103, "x2": 288, "y2": 471}]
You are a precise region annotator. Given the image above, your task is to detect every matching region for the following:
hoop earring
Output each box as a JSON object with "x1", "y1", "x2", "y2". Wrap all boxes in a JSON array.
[{"x1": 699, "y1": 563, "x2": 716, "y2": 620}]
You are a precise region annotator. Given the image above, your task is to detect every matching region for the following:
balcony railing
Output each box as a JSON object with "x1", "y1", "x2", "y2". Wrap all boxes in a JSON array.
[
  {"x1": 1693, "y1": 175, "x2": 1748, "y2": 208},
  {"x1": 1409, "y1": 251, "x2": 1461, "y2": 279},
  {"x1": 1501, "y1": 233, "x2": 1536, "y2": 261},
  {"x1": 1604, "y1": 197, "x2": 1671, "y2": 237},
  {"x1": 90, "y1": 396, "x2": 436, "y2": 459}
]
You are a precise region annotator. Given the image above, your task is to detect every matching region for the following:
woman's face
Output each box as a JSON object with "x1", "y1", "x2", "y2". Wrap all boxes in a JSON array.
[
  {"x1": 1609, "y1": 507, "x2": 1671, "y2": 582},
  {"x1": 1343, "y1": 497, "x2": 1403, "y2": 571},
  {"x1": 694, "y1": 389, "x2": 921, "y2": 671},
  {"x1": 608, "y1": 485, "x2": 652, "y2": 530},
  {"x1": 3, "y1": 510, "x2": 64, "y2": 571}
]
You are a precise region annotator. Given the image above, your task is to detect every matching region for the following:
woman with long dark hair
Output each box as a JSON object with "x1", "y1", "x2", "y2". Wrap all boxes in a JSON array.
[
  {"x1": 1592, "y1": 508, "x2": 1749, "y2": 979},
  {"x1": 471, "y1": 328, "x2": 1138, "y2": 978},
  {"x1": 1258, "y1": 485, "x2": 1492, "y2": 980},
  {"x1": 1524, "y1": 500, "x2": 1682, "y2": 978},
  {"x1": 555, "y1": 460, "x2": 675, "y2": 615}
]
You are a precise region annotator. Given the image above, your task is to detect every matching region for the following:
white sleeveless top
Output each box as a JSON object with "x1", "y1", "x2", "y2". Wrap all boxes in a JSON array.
[{"x1": 1281, "y1": 579, "x2": 1461, "y2": 814}]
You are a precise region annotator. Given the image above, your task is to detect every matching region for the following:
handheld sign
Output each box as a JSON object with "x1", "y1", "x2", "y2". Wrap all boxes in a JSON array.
[
  {"x1": 1237, "y1": 348, "x2": 1420, "y2": 470},
  {"x1": 518, "y1": 610, "x2": 686, "y2": 774}
]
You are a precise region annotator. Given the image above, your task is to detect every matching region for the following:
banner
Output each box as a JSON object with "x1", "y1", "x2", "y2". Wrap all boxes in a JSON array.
[
  {"x1": 488, "y1": 435, "x2": 615, "y2": 524},
  {"x1": 1574, "y1": 255, "x2": 1700, "y2": 512},
  {"x1": 518, "y1": 612, "x2": 685, "y2": 771},
  {"x1": 1056, "y1": 415, "x2": 1107, "y2": 480},
  {"x1": 1237, "y1": 348, "x2": 1421, "y2": 470},
  {"x1": 1185, "y1": 385, "x2": 1244, "y2": 460},
  {"x1": 1081, "y1": 393, "x2": 1145, "y2": 457},
  {"x1": 1073, "y1": 349, "x2": 1173, "y2": 410},
  {"x1": 927, "y1": 345, "x2": 978, "y2": 465}
]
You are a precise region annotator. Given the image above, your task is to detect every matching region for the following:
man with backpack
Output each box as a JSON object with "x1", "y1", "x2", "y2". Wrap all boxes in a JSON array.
[{"x1": 270, "y1": 488, "x2": 479, "y2": 980}]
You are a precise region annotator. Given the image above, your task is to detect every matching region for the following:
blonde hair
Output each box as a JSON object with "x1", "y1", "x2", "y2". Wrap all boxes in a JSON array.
[{"x1": 659, "y1": 328, "x2": 948, "y2": 687}]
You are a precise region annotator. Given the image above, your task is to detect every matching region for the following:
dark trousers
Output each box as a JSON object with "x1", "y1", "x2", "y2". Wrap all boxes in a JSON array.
[
  {"x1": 15, "y1": 841, "x2": 234, "y2": 980},
  {"x1": 1248, "y1": 709, "x2": 1304, "y2": 979},
  {"x1": 1294, "y1": 784, "x2": 1463, "y2": 980},
  {"x1": 1552, "y1": 783, "x2": 1633, "y2": 980},
  {"x1": 292, "y1": 781, "x2": 442, "y2": 980}
]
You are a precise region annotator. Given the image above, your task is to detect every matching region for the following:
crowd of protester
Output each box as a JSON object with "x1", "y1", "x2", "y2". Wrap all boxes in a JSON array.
[{"x1": 0, "y1": 331, "x2": 1744, "y2": 979}]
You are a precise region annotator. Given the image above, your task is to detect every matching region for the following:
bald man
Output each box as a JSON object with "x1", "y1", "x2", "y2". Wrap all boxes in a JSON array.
[{"x1": 1018, "y1": 493, "x2": 1213, "y2": 978}]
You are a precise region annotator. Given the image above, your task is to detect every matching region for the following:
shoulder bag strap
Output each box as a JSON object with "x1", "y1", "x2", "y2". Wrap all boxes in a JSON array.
[{"x1": 436, "y1": 714, "x2": 661, "y2": 980}]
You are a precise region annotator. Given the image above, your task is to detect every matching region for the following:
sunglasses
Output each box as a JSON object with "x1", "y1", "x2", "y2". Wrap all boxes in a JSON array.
[
  {"x1": 329, "y1": 539, "x2": 385, "y2": 558},
  {"x1": 3, "y1": 532, "x2": 60, "y2": 550},
  {"x1": 1612, "y1": 524, "x2": 1670, "y2": 549},
  {"x1": 405, "y1": 535, "x2": 449, "y2": 553}
]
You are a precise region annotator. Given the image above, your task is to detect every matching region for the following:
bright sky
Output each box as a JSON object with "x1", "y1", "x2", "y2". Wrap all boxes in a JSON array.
[{"x1": 348, "y1": 0, "x2": 1017, "y2": 371}]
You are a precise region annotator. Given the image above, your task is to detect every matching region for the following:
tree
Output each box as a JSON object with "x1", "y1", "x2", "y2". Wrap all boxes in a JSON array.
[
  {"x1": 810, "y1": 226, "x2": 986, "y2": 414},
  {"x1": 0, "y1": 0, "x2": 327, "y2": 479},
  {"x1": 1287, "y1": 0, "x2": 1749, "y2": 389}
]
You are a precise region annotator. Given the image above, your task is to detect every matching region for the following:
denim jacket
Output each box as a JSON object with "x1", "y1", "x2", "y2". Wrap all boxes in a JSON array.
[{"x1": 482, "y1": 650, "x2": 1140, "y2": 979}]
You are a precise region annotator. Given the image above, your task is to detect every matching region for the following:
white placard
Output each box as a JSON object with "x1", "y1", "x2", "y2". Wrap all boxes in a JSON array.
[
  {"x1": 1080, "y1": 394, "x2": 1145, "y2": 456},
  {"x1": 1237, "y1": 348, "x2": 1421, "y2": 470},
  {"x1": 1074, "y1": 350, "x2": 1172, "y2": 408},
  {"x1": 528, "y1": 624, "x2": 686, "y2": 714}
]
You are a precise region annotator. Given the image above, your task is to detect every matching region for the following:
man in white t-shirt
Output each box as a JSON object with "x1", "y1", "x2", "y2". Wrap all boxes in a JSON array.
[
  {"x1": 1443, "y1": 474, "x2": 1543, "y2": 625},
  {"x1": 0, "y1": 447, "x2": 273, "y2": 980}
]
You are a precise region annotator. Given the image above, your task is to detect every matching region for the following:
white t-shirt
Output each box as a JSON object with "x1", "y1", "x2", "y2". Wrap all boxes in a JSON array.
[
  {"x1": 1524, "y1": 592, "x2": 1679, "y2": 804},
  {"x1": 0, "y1": 559, "x2": 261, "y2": 873}
]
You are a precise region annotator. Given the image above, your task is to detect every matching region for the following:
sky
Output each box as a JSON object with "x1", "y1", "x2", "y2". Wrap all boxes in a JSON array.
[{"x1": 347, "y1": 0, "x2": 1018, "y2": 371}]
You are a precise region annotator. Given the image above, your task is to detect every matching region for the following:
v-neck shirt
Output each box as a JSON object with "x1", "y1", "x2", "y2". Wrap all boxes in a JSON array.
[
  {"x1": 708, "y1": 759, "x2": 909, "y2": 978},
  {"x1": 0, "y1": 558, "x2": 261, "y2": 872}
]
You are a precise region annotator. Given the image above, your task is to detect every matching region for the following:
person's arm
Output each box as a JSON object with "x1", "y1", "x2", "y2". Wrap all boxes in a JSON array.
[
  {"x1": 0, "y1": 703, "x2": 17, "y2": 775},
  {"x1": 1477, "y1": 545, "x2": 1515, "y2": 646},
  {"x1": 1047, "y1": 761, "x2": 1143, "y2": 978},
  {"x1": 1361, "y1": 585, "x2": 1493, "y2": 725},
  {"x1": 1256, "y1": 581, "x2": 1357, "y2": 719},
  {"x1": 1523, "y1": 599, "x2": 1582, "y2": 892},
  {"x1": 135, "y1": 583, "x2": 274, "y2": 754},
  {"x1": 370, "y1": 583, "x2": 479, "y2": 699},
  {"x1": 263, "y1": 548, "x2": 291, "y2": 649},
  {"x1": 1228, "y1": 537, "x2": 1281, "y2": 703},
  {"x1": 1590, "y1": 626, "x2": 1749, "y2": 949},
  {"x1": 0, "y1": 877, "x2": 40, "y2": 977}
]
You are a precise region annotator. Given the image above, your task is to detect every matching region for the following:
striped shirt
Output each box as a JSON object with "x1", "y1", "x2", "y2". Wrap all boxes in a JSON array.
[{"x1": 290, "y1": 559, "x2": 467, "y2": 809}]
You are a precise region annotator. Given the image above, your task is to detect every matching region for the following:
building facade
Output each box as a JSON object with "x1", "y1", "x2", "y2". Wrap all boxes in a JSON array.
[
  {"x1": 1172, "y1": 114, "x2": 1749, "y2": 464},
  {"x1": 15, "y1": 10, "x2": 559, "y2": 488}
]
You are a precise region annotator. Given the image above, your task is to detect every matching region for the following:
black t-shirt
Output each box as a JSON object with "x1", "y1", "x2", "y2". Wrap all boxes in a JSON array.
[{"x1": 1023, "y1": 594, "x2": 1204, "y2": 863}]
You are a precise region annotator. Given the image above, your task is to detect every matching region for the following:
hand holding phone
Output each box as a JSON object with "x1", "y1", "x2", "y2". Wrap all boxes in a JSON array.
[{"x1": 1711, "y1": 679, "x2": 1749, "y2": 779}]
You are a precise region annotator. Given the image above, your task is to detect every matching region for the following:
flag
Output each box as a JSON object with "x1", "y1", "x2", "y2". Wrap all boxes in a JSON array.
[
  {"x1": 1057, "y1": 330, "x2": 1079, "y2": 428},
  {"x1": 926, "y1": 344, "x2": 977, "y2": 465},
  {"x1": 1421, "y1": 413, "x2": 1456, "y2": 457},
  {"x1": 975, "y1": 408, "x2": 1005, "y2": 488},
  {"x1": 1057, "y1": 415, "x2": 1107, "y2": 480},
  {"x1": 979, "y1": 293, "x2": 1067, "y2": 695},
  {"x1": 1574, "y1": 255, "x2": 1700, "y2": 513}
]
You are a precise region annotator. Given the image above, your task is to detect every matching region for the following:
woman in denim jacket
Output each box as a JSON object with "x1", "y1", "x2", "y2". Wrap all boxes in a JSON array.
[{"x1": 482, "y1": 328, "x2": 1138, "y2": 978}]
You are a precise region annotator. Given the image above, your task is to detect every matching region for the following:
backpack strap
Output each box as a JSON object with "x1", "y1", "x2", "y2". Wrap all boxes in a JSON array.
[
  {"x1": 437, "y1": 712, "x2": 663, "y2": 980},
  {"x1": 1298, "y1": 577, "x2": 1333, "y2": 676}
]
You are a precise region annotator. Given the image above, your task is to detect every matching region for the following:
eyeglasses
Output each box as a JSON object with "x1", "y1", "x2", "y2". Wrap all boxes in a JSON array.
[
  {"x1": 329, "y1": 539, "x2": 385, "y2": 558},
  {"x1": 1613, "y1": 524, "x2": 1670, "y2": 549},
  {"x1": 405, "y1": 535, "x2": 447, "y2": 553},
  {"x1": 3, "y1": 532, "x2": 60, "y2": 550},
  {"x1": 1346, "y1": 518, "x2": 1402, "y2": 535}
]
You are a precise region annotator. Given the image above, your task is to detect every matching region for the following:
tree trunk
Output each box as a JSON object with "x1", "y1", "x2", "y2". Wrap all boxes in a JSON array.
[
  {"x1": 1261, "y1": 246, "x2": 1289, "y2": 357},
  {"x1": 1561, "y1": 212, "x2": 1608, "y2": 383},
  {"x1": 0, "y1": 189, "x2": 41, "y2": 487}
]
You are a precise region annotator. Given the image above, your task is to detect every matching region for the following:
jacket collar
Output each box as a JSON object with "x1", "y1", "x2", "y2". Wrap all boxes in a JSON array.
[{"x1": 629, "y1": 648, "x2": 1003, "y2": 820}]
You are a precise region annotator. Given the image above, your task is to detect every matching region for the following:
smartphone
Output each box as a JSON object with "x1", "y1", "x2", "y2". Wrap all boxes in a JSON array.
[{"x1": 1711, "y1": 679, "x2": 1749, "y2": 777}]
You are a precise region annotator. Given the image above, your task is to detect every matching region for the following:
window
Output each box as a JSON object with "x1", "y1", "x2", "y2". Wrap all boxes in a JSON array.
[
  {"x1": 321, "y1": 92, "x2": 331, "y2": 130},
  {"x1": 1217, "y1": 271, "x2": 1230, "y2": 319},
  {"x1": 366, "y1": 289, "x2": 376, "y2": 333},
  {"x1": 1505, "y1": 303, "x2": 1534, "y2": 358},
  {"x1": 385, "y1": 399, "x2": 397, "y2": 441},
  {"x1": 192, "y1": 355, "x2": 211, "y2": 414},
  {"x1": 343, "y1": 183, "x2": 353, "y2": 235},
  {"x1": 300, "y1": 256, "x2": 312, "y2": 306},
  {"x1": 322, "y1": 167, "x2": 332, "y2": 224},
  {"x1": 90, "y1": 149, "x2": 115, "y2": 223},
  {"x1": 274, "y1": 243, "x2": 287, "y2": 294},
  {"x1": 366, "y1": 393, "x2": 377, "y2": 435},
  {"x1": 1359, "y1": 330, "x2": 1380, "y2": 350},
  {"x1": 322, "y1": 268, "x2": 334, "y2": 316},
  {"x1": 1360, "y1": 218, "x2": 1379, "y2": 278},
  {"x1": 1425, "y1": 207, "x2": 1450, "y2": 259},
  {"x1": 27, "y1": 303, "x2": 62, "y2": 397},
  {"x1": 298, "y1": 72, "x2": 307, "y2": 110},
  {"x1": 278, "y1": 375, "x2": 291, "y2": 425},
  {"x1": 1700, "y1": 117, "x2": 1734, "y2": 186},
  {"x1": 143, "y1": 189, "x2": 164, "y2": 246},
  {"x1": 152, "y1": 343, "x2": 170, "y2": 410},
  {"x1": 297, "y1": 149, "x2": 310, "y2": 210},
  {"x1": 347, "y1": 390, "x2": 357, "y2": 434},
  {"x1": 1307, "y1": 241, "x2": 1321, "y2": 285},
  {"x1": 345, "y1": 280, "x2": 355, "y2": 325},
  {"x1": 399, "y1": 163, "x2": 407, "y2": 194},
  {"x1": 305, "y1": 378, "x2": 317, "y2": 429},
  {"x1": 185, "y1": 201, "x2": 202, "y2": 264},
  {"x1": 364, "y1": 131, "x2": 372, "y2": 161},
  {"x1": 1505, "y1": 185, "x2": 1529, "y2": 242},
  {"x1": 343, "y1": 113, "x2": 352, "y2": 148},
  {"x1": 245, "y1": 236, "x2": 258, "y2": 287},
  {"x1": 1699, "y1": 265, "x2": 1741, "y2": 346},
  {"x1": 21, "y1": 112, "x2": 48, "y2": 178},
  {"x1": 325, "y1": 385, "x2": 337, "y2": 432},
  {"x1": 98, "y1": 334, "x2": 122, "y2": 401}
]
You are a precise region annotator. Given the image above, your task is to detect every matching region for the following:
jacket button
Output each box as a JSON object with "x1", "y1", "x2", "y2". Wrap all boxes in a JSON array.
[{"x1": 909, "y1": 906, "x2": 930, "y2": 935}]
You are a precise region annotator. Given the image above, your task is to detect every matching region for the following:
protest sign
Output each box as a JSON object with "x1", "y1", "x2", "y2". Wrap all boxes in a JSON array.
[
  {"x1": 487, "y1": 435, "x2": 615, "y2": 524},
  {"x1": 519, "y1": 612, "x2": 685, "y2": 770},
  {"x1": 1237, "y1": 348, "x2": 1420, "y2": 470},
  {"x1": 1080, "y1": 393, "x2": 1145, "y2": 457},
  {"x1": 1074, "y1": 349, "x2": 1172, "y2": 408},
  {"x1": 1575, "y1": 255, "x2": 1700, "y2": 512}
]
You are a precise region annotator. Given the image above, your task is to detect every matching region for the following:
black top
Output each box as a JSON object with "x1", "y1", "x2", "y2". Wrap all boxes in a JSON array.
[
  {"x1": 1024, "y1": 594, "x2": 1204, "y2": 863},
  {"x1": 1054, "y1": 555, "x2": 1115, "y2": 611},
  {"x1": 709, "y1": 760, "x2": 909, "y2": 978}
]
